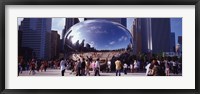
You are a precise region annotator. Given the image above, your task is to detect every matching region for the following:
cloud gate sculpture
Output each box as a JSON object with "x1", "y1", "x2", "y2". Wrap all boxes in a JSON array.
[{"x1": 64, "y1": 20, "x2": 133, "y2": 54}]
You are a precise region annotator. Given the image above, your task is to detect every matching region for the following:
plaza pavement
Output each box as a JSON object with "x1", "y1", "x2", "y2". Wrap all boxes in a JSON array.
[{"x1": 18, "y1": 69, "x2": 182, "y2": 76}]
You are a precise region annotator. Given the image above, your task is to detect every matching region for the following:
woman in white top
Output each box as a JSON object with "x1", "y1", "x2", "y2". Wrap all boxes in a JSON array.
[
  {"x1": 130, "y1": 64, "x2": 133, "y2": 73},
  {"x1": 123, "y1": 63, "x2": 128, "y2": 75},
  {"x1": 134, "y1": 60, "x2": 138, "y2": 72},
  {"x1": 60, "y1": 59, "x2": 66, "y2": 76},
  {"x1": 164, "y1": 60, "x2": 170, "y2": 76},
  {"x1": 107, "y1": 60, "x2": 111, "y2": 72},
  {"x1": 94, "y1": 59, "x2": 100, "y2": 76},
  {"x1": 145, "y1": 62, "x2": 151, "y2": 76}
]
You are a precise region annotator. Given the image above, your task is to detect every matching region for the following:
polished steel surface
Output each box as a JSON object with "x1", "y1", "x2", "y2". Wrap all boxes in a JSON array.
[{"x1": 64, "y1": 20, "x2": 133, "y2": 52}]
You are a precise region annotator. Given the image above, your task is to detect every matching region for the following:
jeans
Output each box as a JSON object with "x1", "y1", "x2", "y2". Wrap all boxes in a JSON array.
[
  {"x1": 173, "y1": 66, "x2": 178, "y2": 74},
  {"x1": 76, "y1": 67, "x2": 81, "y2": 76},
  {"x1": 61, "y1": 69, "x2": 65, "y2": 76},
  {"x1": 116, "y1": 69, "x2": 121, "y2": 76},
  {"x1": 124, "y1": 68, "x2": 127, "y2": 74},
  {"x1": 95, "y1": 68, "x2": 100, "y2": 76}
]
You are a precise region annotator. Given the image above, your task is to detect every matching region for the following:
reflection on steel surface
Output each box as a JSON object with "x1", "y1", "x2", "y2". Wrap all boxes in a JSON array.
[{"x1": 64, "y1": 20, "x2": 133, "y2": 52}]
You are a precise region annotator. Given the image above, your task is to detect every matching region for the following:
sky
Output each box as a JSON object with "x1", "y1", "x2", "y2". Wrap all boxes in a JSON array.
[{"x1": 18, "y1": 18, "x2": 182, "y2": 45}]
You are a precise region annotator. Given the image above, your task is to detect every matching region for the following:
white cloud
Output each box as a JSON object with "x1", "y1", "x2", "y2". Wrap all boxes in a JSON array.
[
  {"x1": 118, "y1": 36, "x2": 124, "y2": 41},
  {"x1": 90, "y1": 41, "x2": 95, "y2": 47},
  {"x1": 118, "y1": 36, "x2": 127, "y2": 41},
  {"x1": 17, "y1": 18, "x2": 24, "y2": 26},
  {"x1": 52, "y1": 18, "x2": 65, "y2": 39},
  {"x1": 78, "y1": 18, "x2": 84, "y2": 22},
  {"x1": 109, "y1": 41, "x2": 115, "y2": 45},
  {"x1": 124, "y1": 37, "x2": 127, "y2": 41}
]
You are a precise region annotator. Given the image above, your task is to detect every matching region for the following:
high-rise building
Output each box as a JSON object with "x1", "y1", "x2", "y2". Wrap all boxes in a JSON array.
[
  {"x1": 133, "y1": 18, "x2": 152, "y2": 54},
  {"x1": 170, "y1": 32, "x2": 176, "y2": 52},
  {"x1": 178, "y1": 36, "x2": 182, "y2": 45},
  {"x1": 177, "y1": 36, "x2": 182, "y2": 54},
  {"x1": 61, "y1": 18, "x2": 79, "y2": 51},
  {"x1": 84, "y1": 18, "x2": 127, "y2": 28},
  {"x1": 151, "y1": 18, "x2": 171, "y2": 53},
  {"x1": 132, "y1": 19, "x2": 142, "y2": 54},
  {"x1": 133, "y1": 18, "x2": 171, "y2": 54},
  {"x1": 51, "y1": 30, "x2": 60, "y2": 59},
  {"x1": 19, "y1": 18, "x2": 52, "y2": 59}
]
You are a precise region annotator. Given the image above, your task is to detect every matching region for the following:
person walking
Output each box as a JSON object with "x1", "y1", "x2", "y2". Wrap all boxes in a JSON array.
[
  {"x1": 44, "y1": 60, "x2": 48, "y2": 72},
  {"x1": 107, "y1": 60, "x2": 111, "y2": 73},
  {"x1": 134, "y1": 60, "x2": 138, "y2": 72},
  {"x1": 172, "y1": 60, "x2": 178, "y2": 74},
  {"x1": 164, "y1": 60, "x2": 170, "y2": 76},
  {"x1": 130, "y1": 63, "x2": 133, "y2": 73},
  {"x1": 85, "y1": 59, "x2": 90, "y2": 76},
  {"x1": 94, "y1": 59, "x2": 100, "y2": 76},
  {"x1": 76, "y1": 59, "x2": 82, "y2": 76},
  {"x1": 123, "y1": 63, "x2": 128, "y2": 75},
  {"x1": 145, "y1": 62, "x2": 151, "y2": 76},
  {"x1": 81, "y1": 58, "x2": 86, "y2": 76},
  {"x1": 115, "y1": 59, "x2": 122, "y2": 76},
  {"x1": 60, "y1": 58, "x2": 66, "y2": 76},
  {"x1": 29, "y1": 59, "x2": 36, "y2": 75}
]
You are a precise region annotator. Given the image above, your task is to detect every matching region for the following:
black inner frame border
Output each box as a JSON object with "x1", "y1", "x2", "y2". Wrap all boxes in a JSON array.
[{"x1": 0, "y1": 0, "x2": 199, "y2": 94}]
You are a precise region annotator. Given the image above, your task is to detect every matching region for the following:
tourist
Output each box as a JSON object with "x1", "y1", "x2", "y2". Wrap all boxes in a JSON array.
[
  {"x1": 94, "y1": 59, "x2": 100, "y2": 76},
  {"x1": 130, "y1": 63, "x2": 133, "y2": 73},
  {"x1": 18, "y1": 60, "x2": 23, "y2": 75},
  {"x1": 145, "y1": 62, "x2": 151, "y2": 76},
  {"x1": 115, "y1": 58, "x2": 122, "y2": 76},
  {"x1": 60, "y1": 58, "x2": 66, "y2": 76},
  {"x1": 151, "y1": 59, "x2": 160, "y2": 76},
  {"x1": 85, "y1": 59, "x2": 90, "y2": 76},
  {"x1": 81, "y1": 58, "x2": 86, "y2": 76},
  {"x1": 107, "y1": 60, "x2": 111, "y2": 73},
  {"x1": 36, "y1": 59, "x2": 41, "y2": 72},
  {"x1": 164, "y1": 59, "x2": 170, "y2": 76},
  {"x1": 172, "y1": 60, "x2": 178, "y2": 74},
  {"x1": 40, "y1": 61, "x2": 44, "y2": 72},
  {"x1": 137, "y1": 60, "x2": 141, "y2": 71},
  {"x1": 123, "y1": 63, "x2": 128, "y2": 75},
  {"x1": 76, "y1": 59, "x2": 81, "y2": 76},
  {"x1": 174, "y1": 60, "x2": 179, "y2": 74},
  {"x1": 133, "y1": 60, "x2": 138, "y2": 72},
  {"x1": 148, "y1": 59, "x2": 156, "y2": 76},
  {"x1": 29, "y1": 59, "x2": 36, "y2": 75},
  {"x1": 44, "y1": 60, "x2": 48, "y2": 72}
]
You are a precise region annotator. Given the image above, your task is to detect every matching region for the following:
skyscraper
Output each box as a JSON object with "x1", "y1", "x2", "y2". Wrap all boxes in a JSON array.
[
  {"x1": 132, "y1": 19, "x2": 142, "y2": 54},
  {"x1": 19, "y1": 18, "x2": 52, "y2": 59},
  {"x1": 133, "y1": 18, "x2": 171, "y2": 54},
  {"x1": 84, "y1": 18, "x2": 127, "y2": 28},
  {"x1": 178, "y1": 36, "x2": 182, "y2": 45},
  {"x1": 133, "y1": 18, "x2": 152, "y2": 54},
  {"x1": 51, "y1": 30, "x2": 60, "y2": 59},
  {"x1": 170, "y1": 32, "x2": 176, "y2": 52},
  {"x1": 177, "y1": 36, "x2": 182, "y2": 53},
  {"x1": 151, "y1": 18, "x2": 171, "y2": 53}
]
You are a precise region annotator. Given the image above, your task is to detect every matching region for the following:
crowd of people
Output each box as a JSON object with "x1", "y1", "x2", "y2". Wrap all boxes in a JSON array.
[
  {"x1": 18, "y1": 53, "x2": 182, "y2": 76},
  {"x1": 18, "y1": 58, "x2": 61, "y2": 75}
]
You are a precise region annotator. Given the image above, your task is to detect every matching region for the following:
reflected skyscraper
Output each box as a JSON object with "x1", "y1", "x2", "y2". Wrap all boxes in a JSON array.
[
  {"x1": 61, "y1": 18, "x2": 79, "y2": 50},
  {"x1": 84, "y1": 18, "x2": 127, "y2": 28},
  {"x1": 19, "y1": 18, "x2": 52, "y2": 59}
]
